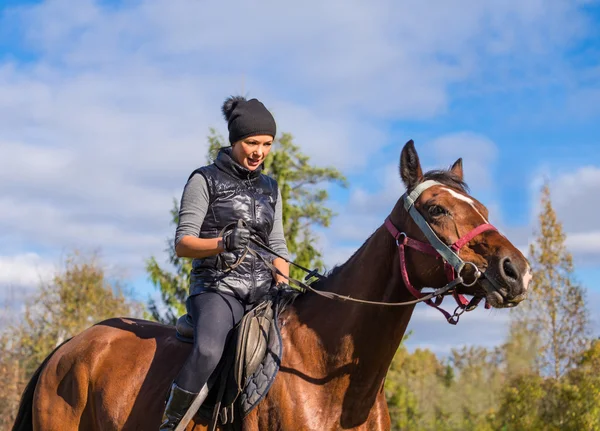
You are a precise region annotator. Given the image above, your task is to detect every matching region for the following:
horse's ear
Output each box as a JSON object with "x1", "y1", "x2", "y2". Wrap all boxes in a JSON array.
[
  {"x1": 400, "y1": 139, "x2": 423, "y2": 189},
  {"x1": 450, "y1": 158, "x2": 463, "y2": 180}
]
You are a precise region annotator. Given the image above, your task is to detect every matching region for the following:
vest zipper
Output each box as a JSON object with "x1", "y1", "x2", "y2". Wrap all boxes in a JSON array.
[{"x1": 249, "y1": 175, "x2": 256, "y2": 294}]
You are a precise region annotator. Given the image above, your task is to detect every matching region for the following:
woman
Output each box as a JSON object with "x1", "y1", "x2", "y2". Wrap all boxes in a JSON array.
[{"x1": 160, "y1": 96, "x2": 291, "y2": 430}]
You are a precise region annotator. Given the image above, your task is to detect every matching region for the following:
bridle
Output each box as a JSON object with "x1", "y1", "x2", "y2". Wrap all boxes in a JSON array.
[
  {"x1": 238, "y1": 180, "x2": 499, "y2": 325},
  {"x1": 384, "y1": 179, "x2": 498, "y2": 324}
]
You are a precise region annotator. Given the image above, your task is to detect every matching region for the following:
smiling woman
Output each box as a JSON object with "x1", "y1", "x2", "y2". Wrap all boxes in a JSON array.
[
  {"x1": 152, "y1": 95, "x2": 293, "y2": 430},
  {"x1": 231, "y1": 135, "x2": 273, "y2": 170}
]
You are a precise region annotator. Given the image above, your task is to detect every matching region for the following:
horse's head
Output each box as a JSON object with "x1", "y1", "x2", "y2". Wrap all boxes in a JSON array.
[{"x1": 389, "y1": 140, "x2": 530, "y2": 309}]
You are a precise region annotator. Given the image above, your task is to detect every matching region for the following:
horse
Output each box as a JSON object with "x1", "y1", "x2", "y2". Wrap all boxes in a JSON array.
[{"x1": 12, "y1": 140, "x2": 531, "y2": 430}]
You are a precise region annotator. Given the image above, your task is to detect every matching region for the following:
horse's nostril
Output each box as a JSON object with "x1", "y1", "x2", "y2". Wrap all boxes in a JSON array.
[{"x1": 502, "y1": 257, "x2": 519, "y2": 281}]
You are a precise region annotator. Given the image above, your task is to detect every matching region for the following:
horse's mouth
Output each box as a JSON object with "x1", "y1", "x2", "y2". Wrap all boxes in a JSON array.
[{"x1": 478, "y1": 277, "x2": 526, "y2": 309}]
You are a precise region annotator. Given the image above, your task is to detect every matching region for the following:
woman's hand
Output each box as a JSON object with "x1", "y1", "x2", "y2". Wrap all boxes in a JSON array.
[{"x1": 222, "y1": 222, "x2": 251, "y2": 252}]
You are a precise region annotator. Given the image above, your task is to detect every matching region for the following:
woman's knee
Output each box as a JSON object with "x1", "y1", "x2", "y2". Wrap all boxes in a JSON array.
[{"x1": 191, "y1": 333, "x2": 228, "y2": 368}]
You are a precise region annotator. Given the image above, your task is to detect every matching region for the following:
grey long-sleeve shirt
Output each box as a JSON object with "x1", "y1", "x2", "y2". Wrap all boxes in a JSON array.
[{"x1": 175, "y1": 173, "x2": 290, "y2": 260}]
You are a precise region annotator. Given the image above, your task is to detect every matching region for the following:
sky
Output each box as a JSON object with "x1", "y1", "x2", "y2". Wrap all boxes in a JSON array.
[{"x1": 1, "y1": 0, "x2": 599, "y2": 355}]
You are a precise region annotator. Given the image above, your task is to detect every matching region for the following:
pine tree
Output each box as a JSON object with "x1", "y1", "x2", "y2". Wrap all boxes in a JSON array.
[
  {"x1": 512, "y1": 182, "x2": 590, "y2": 379},
  {"x1": 262, "y1": 132, "x2": 347, "y2": 280}
]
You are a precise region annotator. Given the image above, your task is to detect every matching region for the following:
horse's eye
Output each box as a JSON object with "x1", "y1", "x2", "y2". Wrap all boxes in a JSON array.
[{"x1": 428, "y1": 205, "x2": 446, "y2": 217}]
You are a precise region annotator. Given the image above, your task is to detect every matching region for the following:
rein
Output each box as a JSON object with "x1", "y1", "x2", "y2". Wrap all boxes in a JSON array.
[{"x1": 232, "y1": 180, "x2": 498, "y2": 324}]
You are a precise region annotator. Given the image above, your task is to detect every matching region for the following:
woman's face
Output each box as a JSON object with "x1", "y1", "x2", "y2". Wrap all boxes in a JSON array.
[{"x1": 231, "y1": 135, "x2": 274, "y2": 171}]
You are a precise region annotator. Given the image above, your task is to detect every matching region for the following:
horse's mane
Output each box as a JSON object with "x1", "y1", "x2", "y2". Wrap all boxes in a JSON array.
[{"x1": 311, "y1": 168, "x2": 470, "y2": 289}]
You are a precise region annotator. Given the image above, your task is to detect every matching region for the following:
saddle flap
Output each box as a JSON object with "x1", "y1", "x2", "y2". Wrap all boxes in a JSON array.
[
  {"x1": 233, "y1": 300, "x2": 273, "y2": 391},
  {"x1": 245, "y1": 305, "x2": 272, "y2": 376}
]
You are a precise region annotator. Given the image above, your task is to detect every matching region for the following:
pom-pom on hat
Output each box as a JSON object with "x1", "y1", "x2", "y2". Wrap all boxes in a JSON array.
[{"x1": 221, "y1": 96, "x2": 277, "y2": 144}]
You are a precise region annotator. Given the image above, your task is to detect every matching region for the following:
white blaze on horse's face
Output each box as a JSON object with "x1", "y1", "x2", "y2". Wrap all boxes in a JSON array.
[
  {"x1": 440, "y1": 187, "x2": 489, "y2": 223},
  {"x1": 522, "y1": 264, "x2": 532, "y2": 291}
]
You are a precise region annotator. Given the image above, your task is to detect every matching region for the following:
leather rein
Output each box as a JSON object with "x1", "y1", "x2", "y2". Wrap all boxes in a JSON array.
[{"x1": 237, "y1": 180, "x2": 498, "y2": 325}]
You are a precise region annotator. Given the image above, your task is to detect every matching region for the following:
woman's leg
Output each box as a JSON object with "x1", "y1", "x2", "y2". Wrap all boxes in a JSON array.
[
  {"x1": 175, "y1": 291, "x2": 246, "y2": 392},
  {"x1": 160, "y1": 291, "x2": 246, "y2": 430}
]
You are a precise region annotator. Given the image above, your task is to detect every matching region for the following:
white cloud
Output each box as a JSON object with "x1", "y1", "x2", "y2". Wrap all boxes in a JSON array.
[
  {"x1": 406, "y1": 285, "x2": 600, "y2": 357},
  {"x1": 423, "y1": 132, "x2": 499, "y2": 193},
  {"x1": 0, "y1": 253, "x2": 54, "y2": 327},
  {"x1": 326, "y1": 132, "x2": 504, "y2": 245},
  {"x1": 0, "y1": 253, "x2": 54, "y2": 287},
  {"x1": 527, "y1": 165, "x2": 600, "y2": 267},
  {"x1": 0, "y1": 0, "x2": 596, "y2": 339},
  {"x1": 405, "y1": 305, "x2": 512, "y2": 356}
]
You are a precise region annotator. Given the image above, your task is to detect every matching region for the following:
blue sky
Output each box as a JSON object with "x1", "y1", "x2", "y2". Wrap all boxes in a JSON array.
[{"x1": 1, "y1": 0, "x2": 599, "y2": 354}]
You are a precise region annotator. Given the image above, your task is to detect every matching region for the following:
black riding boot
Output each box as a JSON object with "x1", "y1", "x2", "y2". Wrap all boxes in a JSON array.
[{"x1": 159, "y1": 382, "x2": 198, "y2": 431}]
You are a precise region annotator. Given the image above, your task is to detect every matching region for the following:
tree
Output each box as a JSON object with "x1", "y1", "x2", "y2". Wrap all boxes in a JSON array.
[
  {"x1": 561, "y1": 339, "x2": 600, "y2": 430},
  {"x1": 206, "y1": 127, "x2": 223, "y2": 163},
  {"x1": 19, "y1": 251, "x2": 143, "y2": 374},
  {"x1": 147, "y1": 129, "x2": 347, "y2": 324},
  {"x1": 495, "y1": 373, "x2": 546, "y2": 430},
  {"x1": 0, "y1": 250, "x2": 144, "y2": 429},
  {"x1": 511, "y1": 183, "x2": 590, "y2": 379},
  {"x1": 501, "y1": 320, "x2": 540, "y2": 378},
  {"x1": 146, "y1": 200, "x2": 193, "y2": 324},
  {"x1": 261, "y1": 132, "x2": 348, "y2": 280},
  {"x1": 496, "y1": 340, "x2": 600, "y2": 431}
]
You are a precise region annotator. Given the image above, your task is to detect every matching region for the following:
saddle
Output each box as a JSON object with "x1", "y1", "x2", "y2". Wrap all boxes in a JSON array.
[{"x1": 175, "y1": 290, "x2": 296, "y2": 430}]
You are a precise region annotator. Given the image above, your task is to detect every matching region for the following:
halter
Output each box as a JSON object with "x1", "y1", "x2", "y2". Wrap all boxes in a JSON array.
[{"x1": 385, "y1": 180, "x2": 497, "y2": 324}]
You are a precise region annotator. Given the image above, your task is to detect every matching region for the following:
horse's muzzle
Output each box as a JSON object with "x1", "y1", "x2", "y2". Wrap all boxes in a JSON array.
[{"x1": 481, "y1": 253, "x2": 531, "y2": 308}]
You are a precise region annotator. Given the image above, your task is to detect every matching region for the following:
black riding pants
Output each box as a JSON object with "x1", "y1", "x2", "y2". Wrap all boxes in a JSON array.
[{"x1": 174, "y1": 291, "x2": 247, "y2": 393}]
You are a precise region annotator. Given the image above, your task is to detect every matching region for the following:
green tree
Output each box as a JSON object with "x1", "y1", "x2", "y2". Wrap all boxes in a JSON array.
[
  {"x1": 147, "y1": 129, "x2": 347, "y2": 323},
  {"x1": 18, "y1": 251, "x2": 143, "y2": 374},
  {"x1": 446, "y1": 345, "x2": 504, "y2": 431},
  {"x1": 0, "y1": 250, "x2": 144, "y2": 429},
  {"x1": 541, "y1": 339, "x2": 600, "y2": 431},
  {"x1": 206, "y1": 127, "x2": 224, "y2": 163},
  {"x1": 501, "y1": 320, "x2": 540, "y2": 378},
  {"x1": 495, "y1": 373, "x2": 546, "y2": 430},
  {"x1": 511, "y1": 183, "x2": 590, "y2": 379},
  {"x1": 385, "y1": 333, "x2": 423, "y2": 430},
  {"x1": 261, "y1": 132, "x2": 347, "y2": 280},
  {"x1": 146, "y1": 201, "x2": 193, "y2": 324}
]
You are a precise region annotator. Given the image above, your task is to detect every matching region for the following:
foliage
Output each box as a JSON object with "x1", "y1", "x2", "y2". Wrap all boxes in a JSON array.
[
  {"x1": 261, "y1": 132, "x2": 348, "y2": 280},
  {"x1": 0, "y1": 250, "x2": 144, "y2": 430},
  {"x1": 383, "y1": 183, "x2": 597, "y2": 431},
  {"x1": 146, "y1": 201, "x2": 193, "y2": 324},
  {"x1": 511, "y1": 183, "x2": 590, "y2": 379},
  {"x1": 495, "y1": 342, "x2": 600, "y2": 431}
]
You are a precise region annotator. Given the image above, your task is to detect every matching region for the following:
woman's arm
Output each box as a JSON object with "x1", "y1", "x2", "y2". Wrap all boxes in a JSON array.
[
  {"x1": 174, "y1": 173, "x2": 225, "y2": 259},
  {"x1": 269, "y1": 188, "x2": 291, "y2": 284},
  {"x1": 272, "y1": 257, "x2": 290, "y2": 284},
  {"x1": 175, "y1": 235, "x2": 224, "y2": 259}
]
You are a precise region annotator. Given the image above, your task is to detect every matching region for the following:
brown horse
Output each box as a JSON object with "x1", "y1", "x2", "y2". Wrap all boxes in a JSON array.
[{"x1": 12, "y1": 140, "x2": 531, "y2": 431}]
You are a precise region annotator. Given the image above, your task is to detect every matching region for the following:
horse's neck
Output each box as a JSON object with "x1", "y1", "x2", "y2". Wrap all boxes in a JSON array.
[{"x1": 286, "y1": 216, "x2": 418, "y2": 401}]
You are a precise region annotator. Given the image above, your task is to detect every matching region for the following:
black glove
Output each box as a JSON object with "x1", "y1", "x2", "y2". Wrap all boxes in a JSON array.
[
  {"x1": 276, "y1": 281, "x2": 296, "y2": 293},
  {"x1": 222, "y1": 220, "x2": 250, "y2": 252}
]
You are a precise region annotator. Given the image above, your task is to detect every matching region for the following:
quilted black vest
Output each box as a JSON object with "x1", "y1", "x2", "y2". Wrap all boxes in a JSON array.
[{"x1": 188, "y1": 147, "x2": 279, "y2": 304}]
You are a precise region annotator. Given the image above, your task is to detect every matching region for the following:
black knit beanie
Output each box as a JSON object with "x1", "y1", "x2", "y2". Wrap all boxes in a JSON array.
[{"x1": 221, "y1": 96, "x2": 277, "y2": 144}]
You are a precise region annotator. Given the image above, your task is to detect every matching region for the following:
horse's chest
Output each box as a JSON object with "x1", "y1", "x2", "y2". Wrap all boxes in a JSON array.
[{"x1": 253, "y1": 376, "x2": 386, "y2": 431}]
